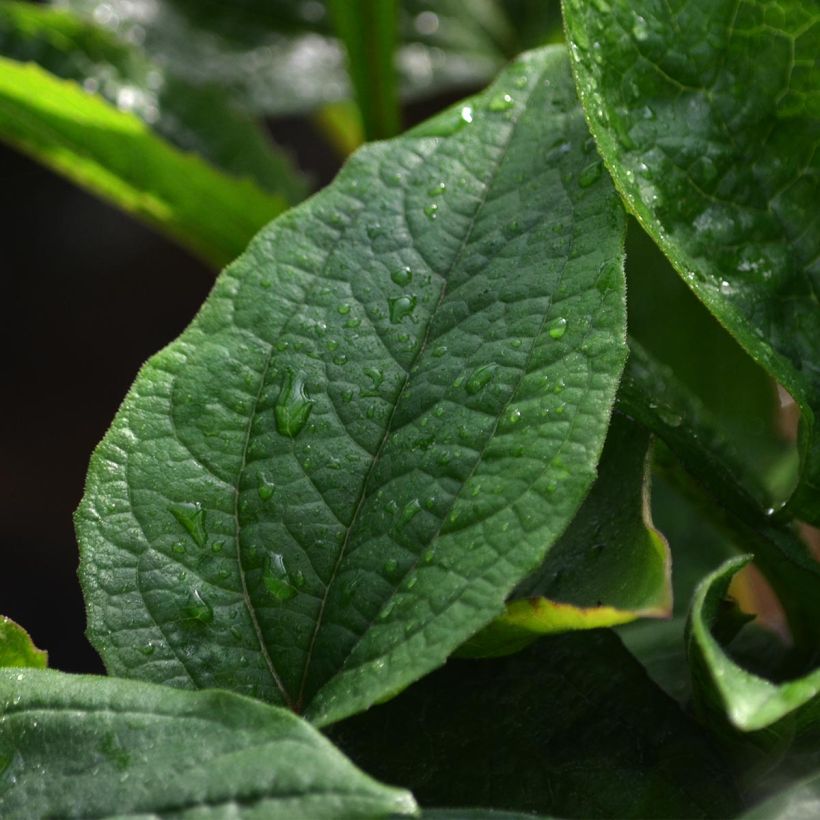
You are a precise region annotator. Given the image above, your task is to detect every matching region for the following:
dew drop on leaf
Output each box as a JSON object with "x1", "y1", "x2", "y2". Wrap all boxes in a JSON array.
[
  {"x1": 549, "y1": 317, "x2": 568, "y2": 339},
  {"x1": 182, "y1": 589, "x2": 214, "y2": 625},
  {"x1": 169, "y1": 502, "x2": 207, "y2": 548},
  {"x1": 488, "y1": 93, "x2": 514, "y2": 112},
  {"x1": 388, "y1": 294, "x2": 417, "y2": 324},
  {"x1": 578, "y1": 160, "x2": 603, "y2": 188},
  {"x1": 262, "y1": 554, "x2": 298, "y2": 602},
  {"x1": 274, "y1": 368, "x2": 314, "y2": 438},
  {"x1": 390, "y1": 267, "x2": 413, "y2": 286},
  {"x1": 466, "y1": 364, "x2": 496, "y2": 395}
]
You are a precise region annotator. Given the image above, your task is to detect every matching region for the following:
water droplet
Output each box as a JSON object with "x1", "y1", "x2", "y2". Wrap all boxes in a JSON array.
[
  {"x1": 274, "y1": 368, "x2": 314, "y2": 438},
  {"x1": 488, "y1": 93, "x2": 514, "y2": 112},
  {"x1": 391, "y1": 267, "x2": 413, "y2": 286},
  {"x1": 388, "y1": 294, "x2": 417, "y2": 324},
  {"x1": 548, "y1": 317, "x2": 568, "y2": 339},
  {"x1": 171, "y1": 543, "x2": 186, "y2": 555},
  {"x1": 169, "y1": 502, "x2": 207, "y2": 548},
  {"x1": 719, "y1": 279, "x2": 734, "y2": 295},
  {"x1": 432, "y1": 345, "x2": 447, "y2": 358},
  {"x1": 424, "y1": 203, "x2": 439, "y2": 220},
  {"x1": 384, "y1": 558, "x2": 398, "y2": 575},
  {"x1": 507, "y1": 407, "x2": 522, "y2": 425},
  {"x1": 258, "y1": 478, "x2": 275, "y2": 500},
  {"x1": 423, "y1": 548, "x2": 435, "y2": 563},
  {"x1": 262, "y1": 554, "x2": 298, "y2": 602},
  {"x1": 466, "y1": 364, "x2": 496, "y2": 395},
  {"x1": 459, "y1": 105, "x2": 473, "y2": 124},
  {"x1": 337, "y1": 304, "x2": 351, "y2": 315},
  {"x1": 427, "y1": 181, "x2": 447, "y2": 197},
  {"x1": 182, "y1": 589, "x2": 214, "y2": 625},
  {"x1": 578, "y1": 160, "x2": 603, "y2": 188},
  {"x1": 139, "y1": 643, "x2": 155, "y2": 656},
  {"x1": 211, "y1": 541, "x2": 224, "y2": 554},
  {"x1": 399, "y1": 498, "x2": 422, "y2": 527}
]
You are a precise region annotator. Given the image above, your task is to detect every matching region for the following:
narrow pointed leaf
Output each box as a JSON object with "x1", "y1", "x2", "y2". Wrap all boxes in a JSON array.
[
  {"x1": 0, "y1": 56, "x2": 286, "y2": 266},
  {"x1": 462, "y1": 413, "x2": 671, "y2": 657},
  {"x1": 76, "y1": 45, "x2": 627, "y2": 726},
  {"x1": 330, "y1": 631, "x2": 740, "y2": 819},
  {"x1": 0, "y1": 668, "x2": 415, "y2": 818},
  {"x1": 0, "y1": 617, "x2": 46, "y2": 669},
  {"x1": 0, "y1": 1, "x2": 307, "y2": 206},
  {"x1": 688, "y1": 557, "x2": 820, "y2": 733},
  {"x1": 563, "y1": 0, "x2": 820, "y2": 523}
]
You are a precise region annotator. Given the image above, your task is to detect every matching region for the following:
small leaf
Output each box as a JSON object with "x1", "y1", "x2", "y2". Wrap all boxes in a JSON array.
[
  {"x1": 0, "y1": 616, "x2": 46, "y2": 669},
  {"x1": 0, "y1": 668, "x2": 416, "y2": 818},
  {"x1": 0, "y1": 56, "x2": 286, "y2": 266},
  {"x1": 563, "y1": 0, "x2": 820, "y2": 524},
  {"x1": 76, "y1": 45, "x2": 628, "y2": 726},
  {"x1": 330, "y1": 630, "x2": 741, "y2": 819},
  {"x1": 461, "y1": 413, "x2": 671, "y2": 657},
  {"x1": 687, "y1": 556, "x2": 820, "y2": 734}
]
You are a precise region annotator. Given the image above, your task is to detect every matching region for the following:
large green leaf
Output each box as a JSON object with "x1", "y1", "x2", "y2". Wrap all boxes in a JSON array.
[
  {"x1": 0, "y1": 56, "x2": 286, "y2": 266},
  {"x1": 563, "y1": 0, "x2": 820, "y2": 523},
  {"x1": 687, "y1": 556, "x2": 820, "y2": 734},
  {"x1": 0, "y1": 1, "x2": 307, "y2": 205},
  {"x1": 329, "y1": 630, "x2": 740, "y2": 818},
  {"x1": 57, "y1": 0, "x2": 519, "y2": 115},
  {"x1": 0, "y1": 668, "x2": 415, "y2": 818},
  {"x1": 75, "y1": 45, "x2": 627, "y2": 726},
  {"x1": 0, "y1": 616, "x2": 46, "y2": 669},
  {"x1": 461, "y1": 413, "x2": 671, "y2": 657}
]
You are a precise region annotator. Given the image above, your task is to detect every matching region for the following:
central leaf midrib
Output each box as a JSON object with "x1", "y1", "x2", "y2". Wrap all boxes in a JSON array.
[{"x1": 295, "y1": 71, "x2": 543, "y2": 709}]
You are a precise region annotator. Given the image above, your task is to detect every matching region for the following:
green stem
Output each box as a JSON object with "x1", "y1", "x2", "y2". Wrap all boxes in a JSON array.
[{"x1": 329, "y1": 0, "x2": 400, "y2": 141}]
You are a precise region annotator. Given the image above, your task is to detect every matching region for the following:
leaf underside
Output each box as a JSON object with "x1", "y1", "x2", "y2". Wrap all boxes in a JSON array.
[{"x1": 76, "y1": 45, "x2": 627, "y2": 727}]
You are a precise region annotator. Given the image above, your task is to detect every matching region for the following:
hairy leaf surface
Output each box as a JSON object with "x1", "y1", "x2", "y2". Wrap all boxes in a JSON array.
[
  {"x1": 76, "y1": 46, "x2": 627, "y2": 726},
  {"x1": 330, "y1": 631, "x2": 740, "y2": 818},
  {"x1": 0, "y1": 669, "x2": 415, "y2": 818},
  {"x1": 462, "y1": 413, "x2": 670, "y2": 656},
  {"x1": 0, "y1": 1, "x2": 307, "y2": 206},
  {"x1": 0, "y1": 617, "x2": 46, "y2": 669},
  {"x1": 0, "y1": 57, "x2": 285, "y2": 266},
  {"x1": 563, "y1": 0, "x2": 820, "y2": 523}
]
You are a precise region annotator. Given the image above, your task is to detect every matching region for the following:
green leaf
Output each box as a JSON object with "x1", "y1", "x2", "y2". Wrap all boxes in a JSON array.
[
  {"x1": 75, "y1": 45, "x2": 627, "y2": 726},
  {"x1": 0, "y1": 617, "x2": 46, "y2": 669},
  {"x1": 0, "y1": 55, "x2": 287, "y2": 266},
  {"x1": 0, "y1": 668, "x2": 415, "y2": 818},
  {"x1": 461, "y1": 413, "x2": 671, "y2": 657},
  {"x1": 329, "y1": 630, "x2": 740, "y2": 819},
  {"x1": 619, "y1": 344, "x2": 820, "y2": 646},
  {"x1": 0, "y1": 1, "x2": 308, "y2": 205},
  {"x1": 687, "y1": 556, "x2": 820, "y2": 733},
  {"x1": 329, "y1": 0, "x2": 400, "y2": 141},
  {"x1": 58, "y1": 0, "x2": 514, "y2": 115},
  {"x1": 742, "y1": 771, "x2": 820, "y2": 819},
  {"x1": 563, "y1": 0, "x2": 820, "y2": 524}
]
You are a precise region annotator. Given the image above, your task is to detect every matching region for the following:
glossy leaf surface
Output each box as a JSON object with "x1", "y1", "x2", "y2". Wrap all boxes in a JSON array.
[
  {"x1": 0, "y1": 669, "x2": 415, "y2": 818},
  {"x1": 563, "y1": 0, "x2": 820, "y2": 523},
  {"x1": 0, "y1": 57, "x2": 286, "y2": 266},
  {"x1": 76, "y1": 46, "x2": 627, "y2": 726},
  {"x1": 0, "y1": 617, "x2": 46, "y2": 669},
  {"x1": 0, "y1": 1, "x2": 307, "y2": 205},
  {"x1": 462, "y1": 413, "x2": 670, "y2": 656},
  {"x1": 687, "y1": 557, "x2": 820, "y2": 733},
  {"x1": 330, "y1": 630, "x2": 740, "y2": 818}
]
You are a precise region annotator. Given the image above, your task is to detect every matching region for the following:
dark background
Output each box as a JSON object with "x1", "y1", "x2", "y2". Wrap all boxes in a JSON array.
[{"x1": 0, "y1": 98, "x2": 458, "y2": 674}]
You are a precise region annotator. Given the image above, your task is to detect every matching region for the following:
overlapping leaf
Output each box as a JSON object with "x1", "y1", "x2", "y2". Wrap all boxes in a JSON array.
[
  {"x1": 0, "y1": 57, "x2": 287, "y2": 265},
  {"x1": 0, "y1": 616, "x2": 46, "y2": 669},
  {"x1": 0, "y1": 669, "x2": 415, "y2": 818},
  {"x1": 76, "y1": 45, "x2": 627, "y2": 727},
  {"x1": 330, "y1": 630, "x2": 740, "y2": 818},
  {"x1": 563, "y1": 0, "x2": 820, "y2": 523},
  {"x1": 0, "y1": 1, "x2": 307, "y2": 202},
  {"x1": 462, "y1": 413, "x2": 670, "y2": 657}
]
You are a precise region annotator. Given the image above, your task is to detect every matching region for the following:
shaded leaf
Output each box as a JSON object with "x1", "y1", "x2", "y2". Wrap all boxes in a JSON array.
[
  {"x1": 329, "y1": 630, "x2": 740, "y2": 819},
  {"x1": 0, "y1": 668, "x2": 415, "y2": 818},
  {"x1": 461, "y1": 413, "x2": 671, "y2": 657},
  {"x1": 0, "y1": 616, "x2": 46, "y2": 669},
  {"x1": 563, "y1": 0, "x2": 820, "y2": 523},
  {"x1": 743, "y1": 771, "x2": 820, "y2": 819},
  {"x1": 75, "y1": 46, "x2": 627, "y2": 727},
  {"x1": 0, "y1": 56, "x2": 286, "y2": 266}
]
